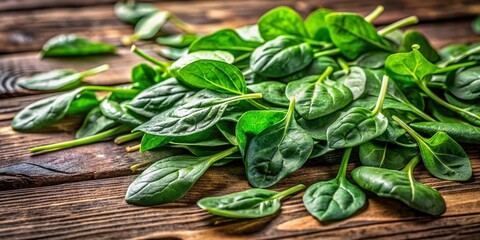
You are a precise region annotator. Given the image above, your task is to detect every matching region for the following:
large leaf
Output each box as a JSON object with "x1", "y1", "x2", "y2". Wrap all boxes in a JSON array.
[{"x1": 258, "y1": 6, "x2": 309, "y2": 41}]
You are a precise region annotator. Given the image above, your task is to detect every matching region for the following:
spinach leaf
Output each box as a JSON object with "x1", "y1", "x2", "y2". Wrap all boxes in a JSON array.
[
  {"x1": 65, "y1": 90, "x2": 100, "y2": 116},
  {"x1": 327, "y1": 75, "x2": 390, "y2": 148},
  {"x1": 250, "y1": 36, "x2": 314, "y2": 78},
  {"x1": 286, "y1": 67, "x2": 353, "y2": 119},
  {"x1": 303, "y1": 148, "x2": 365, "y2": 221},
  {"x1": 401, "y1": 30, "x2": 440, "y2": 63},
  {"x1": 76, "y1": 107, "x2": 118, "y2": 139},
  {"x1": 156, "y1": 34, "x2": 198, "y2": 48},
  {"x1": 170, "y1": 51, "x2": 234, "y2": 73},
  {"x1": 131, "y1": 63, "x2": 162, "y2": 90},
  {"x1": 359, "y1": 141, "x2": 418, "y2": 169},
  {"x1": 216, "y1": 121, "x2": 238, "y2": 145},
  {"x1": 393, "y1": 116, "x2": 472, "y2": 181},
  {"x1": 125, "y1": 147, "x2": 238, "y2": 206},
  {"x1": 197, "y1": 184, "x2": 305, "y2": 218},
  {"x1": 246, "y1": 98, "x2": 314, "y2": 188},
  {"x1": 235, "y1": 24, "x2": 263, "y2": 43},
  {"x1": 41, "y1": 34, "x2": 116, "y2": 58},
  {"x1": 178, "y1": 60, "x2": 246, "y2": 94},
  {"x1": 325, "y1": 13, "x2": 393, "y2": 59},
  {"x1": 247, "y1": 81, "x2": 289, "y2": 107},
  {"x1": 114, "y1": 1, "x2": 158, "y2": 24},
  {"x1": 140, "y1": 134, "x2": 172, "y2": 152},
  {"x1": 385, "y1": 45, "x2": 438, "y2": 85},
  {"x1": 410, "y1": 122, "x2": 480, "y2": 144},
  {"x1": 12, "y1": 88, "x2": 83, "y2": 131},
  {"x1": 353, "y1": 51, "x2": 390, "y2": 69},
  {"x1": 258, "y1": 6, "x2": 309, "y2": 41},
  {"x1": 157, "y1": 47, "x2": 188, "y2": 60},
  {"x1": 123, "y1": 11, "x2": 170, "y2": 44},
  {"x1": 236, "y1": 110, "x2": 285, "y2": 156},
  {"x1": 100, "y1": 99, "x2": 145, "y2": 127},
  {"x1": 135, "y1": 93, "x2": 261, "y2": 136},
  {"x1": 352, "y1": 156, "x2": 446, "y2": 215},
  {"x1": 446, "y1": 66, "x2": 480, "y2": 100},
  {"x1": 189, "y1": 29, "x2": 261, "y2": 57},
  {"x1": 126, "y1": 78, "x2": 194, "y2": 118},
  {"x1": 297, "y1": 112, "x2": 341, "y2": 141},
  {"x1": 439, "y1": 44, "x2": 469, "y2": 62},
  {"x1": 337, "y1": 66, "x2": 367, "y2": 100},
  {"x1": 305, "y1": 8, "x2": 333, "y2": 42},
  {"x1": 18, "y1": 64, "x2": 109, "y2": 91}
]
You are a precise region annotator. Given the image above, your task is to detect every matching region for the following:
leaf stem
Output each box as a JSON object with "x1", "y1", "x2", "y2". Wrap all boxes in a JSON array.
[
  {"x1": 426, "y1": 82, "x2": 446, "y2": 89},
  {"x1": 270, "y1": 184, "x2": 306, "y2": 200},
  {"x1": 130, "y1": 160, "x2": 154, "y2": 172},
  {"x1": 392, "y1": 115, "x2": 424, "y2": 143},
  {"x1": 434, "y1": 61, "x2": 478, "y2": 74},
  {"x1": 208, "y1": 146, "x2": 239, "y2": 165},
  {"x1": 130, "y1": 45, "x2": 170, "y2": 72},
  {"x1": 337, "y1": 57, "x2": 349, "y2": 74},
  {"x1": 115, "y1": 131, "x2": 144, "y2": 144},
  {"x1": 233, "y1": 52, "x2": 252, "y2": 64},
  {"x1": 29, "y1": 126, "x2": 131, "y2": 153},
  {"x1": 169, "y1": 14, "x2": 194, "y2": 34},
  {"x1": 314, "y1": 48, "x2": 340, "y2": 58},
  {"x1": 378, "y1": 16, "x2": 419, "y2": 37},
  {"x1": 336, "y1": 147, "x2": 353, "y2": 180},
  {"x1": 224, "y1": 93, "x2": 263, "y2": 104},
  {"x1": 317, "y1": 66, "x2": 334, "y2": 83},
  {"x1": 365, "y1": 5, "x2": 384, "y2": 23},
  {"x1": 82, "y1": 85, "x2": 140, "y2": 95},
  {"x1": 371, "y1": 75, "x2": 389, "y2": 116},
  {"x1": 304, "y1": 39, "x2": 333, "y2": 49},
  {"x1": 242, "y1": 69, "x2": 253, "y2": 76},
  {"x1": 79, "y1": 64, "x2": 110, "y2": 78},
  {"x1": 246, "y1": 99, "x2": 269, "y2": 110},
  {"x1": 437, "y1": 45, "x2": 480, "y2": 67},
  {"x1": 126, "y1": 144, "x2": 141, "y2": 152},
  {"x1": 403, "y1": 155, "x2": 421, "y2": 173},
  {"x1": 417, "y1": 81, "x2": 480, "y2": 122}
]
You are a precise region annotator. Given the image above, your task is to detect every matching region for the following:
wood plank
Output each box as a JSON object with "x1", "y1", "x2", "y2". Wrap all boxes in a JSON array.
[
  {"x1": 0, "y1": 161, "x2": 478, "y2": 239},
  {"x1": 1, "y1": 0, "x2": 479, "y2": 53},
  {"x1": 1, "y1": 19, "x2": 480, "y2": 98}
]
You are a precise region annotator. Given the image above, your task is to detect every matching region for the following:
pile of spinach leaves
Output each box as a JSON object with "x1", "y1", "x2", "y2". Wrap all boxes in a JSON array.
[{"x1": 13, "y1": 4, "x2": 480, "y2": 222}]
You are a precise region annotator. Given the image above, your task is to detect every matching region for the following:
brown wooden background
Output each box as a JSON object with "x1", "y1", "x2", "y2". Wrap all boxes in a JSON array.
[{"x1": 1, "y1": 0, "x2": 480, "y2": 239}]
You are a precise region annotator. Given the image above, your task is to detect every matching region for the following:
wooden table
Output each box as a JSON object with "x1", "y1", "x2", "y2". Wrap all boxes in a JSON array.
[{"x1": 1, "y1": 0, "x2": 480, "y2": 239}]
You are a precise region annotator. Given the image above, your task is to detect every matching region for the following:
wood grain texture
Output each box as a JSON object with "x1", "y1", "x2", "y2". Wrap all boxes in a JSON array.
[
  {"x1": 1, "y1": 0, "x2": 480, "y2": 53},
  {"x1": 0, "y1": 159, "x2": 478, "y2": 239}
]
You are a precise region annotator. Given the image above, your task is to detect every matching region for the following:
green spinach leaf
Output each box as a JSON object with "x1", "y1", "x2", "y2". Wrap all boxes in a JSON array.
[{"x1": 41, "y1": 34, "x2": 116, "y2": 58}]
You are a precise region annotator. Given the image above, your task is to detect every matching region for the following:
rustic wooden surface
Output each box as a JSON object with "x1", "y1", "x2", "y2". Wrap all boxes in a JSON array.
[{"x1": 1, "y1": 0, "x2": 480, "y2": 239}]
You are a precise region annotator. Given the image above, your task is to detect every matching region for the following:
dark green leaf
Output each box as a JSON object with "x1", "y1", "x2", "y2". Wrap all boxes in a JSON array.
[
  {"x1": 76, "y1": 107, "x2": 118, "y2": 139},
  {"x1": 140, "y1": 133, "x2": 172, "y2": 152},
  {"x1": 401, "y1": 30, "x2": 440, "y2": 63},
  {"x1": 359, "y1": 141, "x2": 418, "y2": 169},
  {"x1": 385, "y1": 47, "x2": 438, "y2": 85},
  {"x1": 40, "y1": 34, "x2": 116, "y2": 58},
  {"x1": 410, "y1": 121, "x2": 480, "y2": 144},
  {"x1": 305, "y1": 8, "x2": 333, "y2": 42},
  {"x1": 258, "y1": 6, "x2": 309, "y2": 41},
  {"x1": 446, "y1": 66, "x2": 480, "y2": 100},
  {"x1": 352, "y1": 166, "x2": 446, "y2": 215},
  {"x1": 246, "y1": 99, "x2": 314, "y2": 188},
  {"x1": 248, "y1": 81, "x2": 289, "y2": 107},
  {"x1": 189, "y1": 29, "x2": 261, "y2": 57},
  {"x1": 100, "y1": 99, "x2": 145, "y2": 127},
  {"x1": 251, "y1": 36, "x2": 313, "y2": 78}
]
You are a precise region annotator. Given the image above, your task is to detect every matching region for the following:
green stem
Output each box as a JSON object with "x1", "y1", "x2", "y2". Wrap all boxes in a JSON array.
[
  {"x1": 126, "y1": 144, "x2": 141, "y2": 152},
  {"x1": 304, "y1": 39, "x2": 333, "y2": 49},
  {"x1": 378, "y1": 16, "x2": 419, "y2": 37},
  {"x1": 336, "y1": 147, "x2": 353, "y2": 180},
  {"x1": 270, "y1": 184, "x2": 306, "y2": 200},
  {"x1": 79, "y1": 64, "x2": 110, "y2": 78},
  {"x1": 82, "y1": 86, "x2": 140, "y2": 95},
  {"x1": 337, "y1": 57, "x2": 349, "y2": 74},
  {"x1": 314, "y1": 48, "x2": 340, "y2": 58},
  {"x1": 392, "y1": 115, "x2": 424, "y2": 143},
  {"x1": 130, "y1": 160, "x2": 154, "y2": 172},
  {"x1": 130, "y1": 45, "x2": 170, "y2": 72},
  {"x1": 169, "y1": 14, "x2": 194, "y2": 34},
  {"x1": 208, "y1": 146, "x2": 239, "y2": 165},
  {"x1": 434, "y1": 61, "x2": 478, "y2": 74},
  {"x1": 417, "y1": 81, "x2": 480, "y2": 122},
  {"x1": 408, "y1": 104, "x2": 437, "y2": 122},
  {"x1": 371, "y1": 75, "x2": 389, "y2": 116},
  {"x1": 242, "y1": 69, "x2": 253, "y2": 76},
  {"x1": 224, "y1": 93, "x2": 263, "y2": 104},
  {"x1": 246, "y1": 99, "x2": 269, "y2": 110},
  {"x1": 29, "y1": 126, "x2": 131, "y2": 153},
  {"x1": 365, "y1": 5, "x2": 384, "y2": 23},
  {"x1": 233, "y1": 52, "x2": 252, "y2": 64},
  {"x1": 427, "y1": 82, "x2": 446, "y2": 89},
  {"x1": 317, "y1": 66, "x2": 334, "y2": 83},
  {"x1": 402, "y1": 155, "x2": 421, "y2": 173},
  {"x1": 114, "y1": 131, "x2": 144, "y2": 144},
  {"x1": 437, "y1": 45, "x2": 480, "y2": 67}
]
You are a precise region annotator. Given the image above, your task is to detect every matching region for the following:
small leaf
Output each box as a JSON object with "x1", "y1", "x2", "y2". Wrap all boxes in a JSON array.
[{"x1": 41, "y1": 34, "x2": 116, "y2": 57}]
